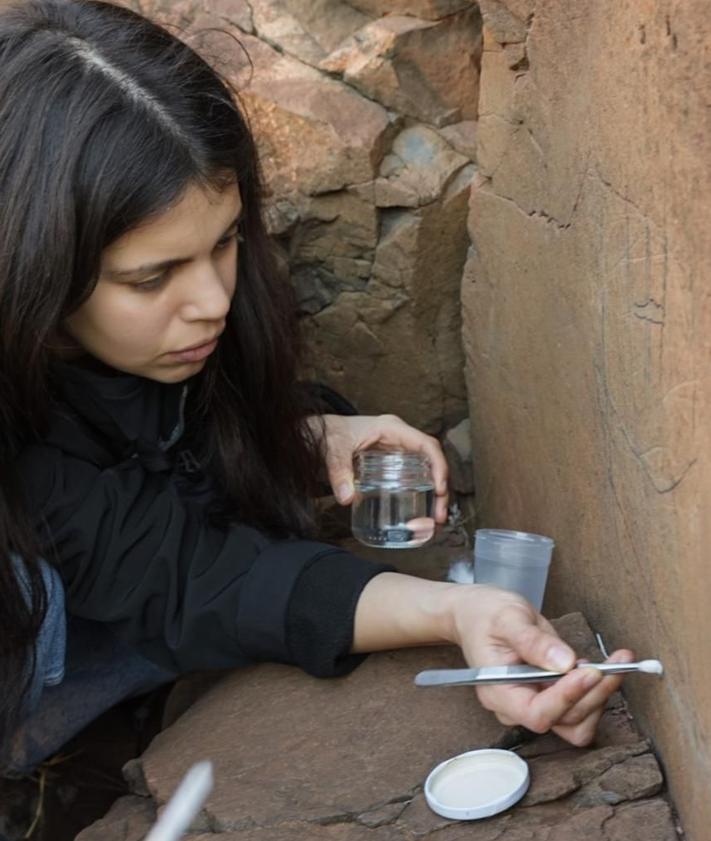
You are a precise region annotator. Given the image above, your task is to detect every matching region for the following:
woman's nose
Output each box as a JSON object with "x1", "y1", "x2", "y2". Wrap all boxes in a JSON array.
[{"x1": 180, "y1": 263, "x2": 233, "y2": 322}]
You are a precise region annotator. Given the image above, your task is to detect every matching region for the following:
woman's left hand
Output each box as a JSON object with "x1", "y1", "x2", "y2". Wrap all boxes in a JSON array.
[{"x1": 313, "y1": 414, "x2": 449, "y2": 524}]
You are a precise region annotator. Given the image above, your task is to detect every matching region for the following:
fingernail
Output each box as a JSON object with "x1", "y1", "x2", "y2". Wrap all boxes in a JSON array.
[
  {"x1": 581, "y1": 667, "x2": 604, "y2": 689},
  {"x1": 336, "y1": 482, "x2": 353, "y2": 503},
  {"x1": 547, "y1": 645, "x2": 574, "y2": 672}
]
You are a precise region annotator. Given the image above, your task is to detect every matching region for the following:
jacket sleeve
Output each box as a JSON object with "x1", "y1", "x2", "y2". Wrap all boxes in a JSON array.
[{"x1": 20, "y1": 446, "x2": 393, "y2": 676}]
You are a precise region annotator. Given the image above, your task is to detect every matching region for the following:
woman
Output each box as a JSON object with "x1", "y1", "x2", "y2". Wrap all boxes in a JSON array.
[{"x1": 0, "y1": 0, "x2": 632, "y2": 772}]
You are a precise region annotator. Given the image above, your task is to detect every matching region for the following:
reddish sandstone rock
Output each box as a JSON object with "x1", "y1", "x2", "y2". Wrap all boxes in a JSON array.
[
  {"x1": 137, "y1": 647, "x2": 507, "y2": 833},
  {"x1": 247, "y1": 0, "x2": 370, "y2": 66},
  {"x1": 475, "y1": 36, "x2": 518, "y2": 179},
  {"x1": 205, "y1": 0, "x2": 254, "y2": 30},
  {"x1": 346, "y1": 0, "x2": 474, "y2": 21},
  {"x1": 231, "y1": 35, "x2": 391, "y2": 195},
  {"x1": 130, "y1": 0, "x2": 254, "y2": 33},
  {"x1": 321, "y1": 9, "x2": 481, "y2": 127},
  {"x1": 468, "y1": 4, "x2": 708, "y2": 837}
]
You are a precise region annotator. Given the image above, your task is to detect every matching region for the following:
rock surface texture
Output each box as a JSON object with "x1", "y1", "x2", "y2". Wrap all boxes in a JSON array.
[
  {"x1": 76, "y1": 613, "x2": 678, "y2": 840},
  {"x1": 464, "y1": 2, "x2": 707, "y2": 838},
  {"x1": 123, "y1": 0, "x2": 483, "y2": 436}
]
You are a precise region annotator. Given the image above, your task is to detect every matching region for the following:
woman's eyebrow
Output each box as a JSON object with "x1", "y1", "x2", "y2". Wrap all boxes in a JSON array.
[{"x1": 105, "y1": 211, "x2": 243, "y2": 279}]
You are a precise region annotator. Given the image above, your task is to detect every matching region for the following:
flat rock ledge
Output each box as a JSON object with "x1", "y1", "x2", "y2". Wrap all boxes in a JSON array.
[{"x1": 77, "y1": 614, "x2": 679, "y2": 840}]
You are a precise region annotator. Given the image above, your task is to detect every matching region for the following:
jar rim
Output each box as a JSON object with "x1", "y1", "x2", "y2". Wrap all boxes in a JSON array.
[
  {"x1": 355, "y1": 450, "x2": 433, "y2": 484},
  {"x1": 356, "y1": 450, "x2": 430, "y2": 466}
]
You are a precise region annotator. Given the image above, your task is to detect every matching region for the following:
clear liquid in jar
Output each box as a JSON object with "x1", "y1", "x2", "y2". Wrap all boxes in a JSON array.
[{"x1": 351, "y1": 484, "x2": 435, "y2": 548}]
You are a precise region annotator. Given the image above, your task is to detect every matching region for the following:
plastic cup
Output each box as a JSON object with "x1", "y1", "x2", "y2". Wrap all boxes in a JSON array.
[{"x1": 473, "y1": 529, "x2": 554, "y2": 611}]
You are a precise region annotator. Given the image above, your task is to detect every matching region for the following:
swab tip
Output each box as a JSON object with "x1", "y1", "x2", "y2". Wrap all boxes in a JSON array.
[{"x1": 638, "y1": 659, "x2": 664, "y2": 676}]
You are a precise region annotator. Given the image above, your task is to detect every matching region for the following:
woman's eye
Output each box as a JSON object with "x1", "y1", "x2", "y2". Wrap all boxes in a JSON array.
[
  {"x1": 215, "y1": 230, "x2": 243, "y2": 251},
  {"x1": 133, "y1": 274, "x2": 166, "y2": 292}
]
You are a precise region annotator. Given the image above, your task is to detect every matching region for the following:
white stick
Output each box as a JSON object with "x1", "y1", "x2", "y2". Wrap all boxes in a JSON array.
[{"x1": 144, "y1": 760, "x2": 214, "y2": 841}]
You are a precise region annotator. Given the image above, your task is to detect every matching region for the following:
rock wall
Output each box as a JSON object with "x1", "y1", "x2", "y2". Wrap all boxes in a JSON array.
[
  {"x1": 128, "y1": 0, "x2": 482, "y2": 434},
  {"x1": 464, "y1": 2, "x2": 710, "y2": 837}
]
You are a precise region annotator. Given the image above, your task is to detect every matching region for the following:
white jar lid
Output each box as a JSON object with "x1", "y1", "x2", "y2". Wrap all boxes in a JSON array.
[{"x1": 424, "y1": 749, "x2": 529, "y2": 821}]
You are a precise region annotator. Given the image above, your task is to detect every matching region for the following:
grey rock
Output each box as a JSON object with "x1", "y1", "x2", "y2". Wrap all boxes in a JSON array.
[
  {"x1": 121, "y1": 758, "x2": 150, "y2": 798},
  {"x1": 302, "y1": 163, "x2": 473, "y2": 433},
  {"x1": 443, "y1": 418, "x2": 475, "y2": 494},
  {"x1": 479, "y1": 0, "x2": 532, "y2": 43},
  {"x1": 374, "y1": 126, "x2": 470, "y2": 208},
  {"x1": 188, "y1": 824, "x2": 404, "y2": 840},
  {"x1": 523, "y1": 741, "x2": 650, "y2": 806},
  {"x1": 357, "y1": 799, "x2": 409, "y2": 827},
  {"x1": 573, "y1": 753, "x2": 663, "y2": 807},
  {"x1": 604, "y1": 799, "x2": 678, "y2": 841},
  {"x1": 74, "y1": 796, "x2": 156, "y2": 841},
  {"x1": 440, "y1": 121, "x2": 478, "y2": 160},
  {"x1": 292, "y1": 265, "x2": 368, "y2": 315}
]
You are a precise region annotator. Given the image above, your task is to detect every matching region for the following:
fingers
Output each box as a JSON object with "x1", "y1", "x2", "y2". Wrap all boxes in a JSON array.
[
  {"x1": 433, "y1": 491, "x2": 449, "y2": 524},
  {"x1": 324, "y1": 433, "x2": 354, "y2": 503},
  {"x1": 554, "y1": 649, "x2": 635, "y2": 729},
  {"x1": 412, "y1": 433, "x2": 448, "y2": 523},
  {"x1": 478, "y1": 649, "x2": 636, "y2": 747},
  {"x1": 322, "y1": 414, "x2": 451, "y2": 514},
  {"x1": 493, "y1": 604, "x2": 576, "y2": 672},
  {"x1": 328, "y1": 461, "x2": 355, "y2": 504},
  {"x1": 477, "y1": 666, "x2": 607, "y2": 737},
  {"x1": 371, "y1": 416, "x2": 449, "y2": 523},
  {"x1": 553, "y1": 707, "x2": 605, "y2": 747},
  {"x1": 321, "y1": 413, "x2": 451, "y2": 521},
  {"x1": 323, "y1": 431, "x2": 355, "y2": 505},
  {"x1": 405, "y1": 517, "x2": 436, "y2": 543},
  {"x1": 411, "y1": 431, "x2": 449, "y2": 523},
  {"x1": 316, "y1": 416, "x2": 354, "y2": 504}
]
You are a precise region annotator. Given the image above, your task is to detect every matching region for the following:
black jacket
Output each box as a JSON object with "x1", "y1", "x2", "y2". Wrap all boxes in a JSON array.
[{"x1": 19, "y1": 363, "x2": 392, "y2": 677}]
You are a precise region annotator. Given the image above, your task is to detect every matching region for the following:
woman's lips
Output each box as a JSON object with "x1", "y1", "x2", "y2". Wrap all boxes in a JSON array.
[{"x1": 168, "y1": 338, "x2": 219, "y2": 363}]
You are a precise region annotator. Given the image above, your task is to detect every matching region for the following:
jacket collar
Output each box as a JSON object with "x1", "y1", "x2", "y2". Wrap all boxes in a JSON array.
[{"x1": 51, "y1": 360, "x2": 188, "y2": 454}]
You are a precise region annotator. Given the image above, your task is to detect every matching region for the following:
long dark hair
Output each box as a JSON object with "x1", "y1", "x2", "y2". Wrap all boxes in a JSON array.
[{"x1": 0, "y1": 0, "x2": 324, "y2": 738}]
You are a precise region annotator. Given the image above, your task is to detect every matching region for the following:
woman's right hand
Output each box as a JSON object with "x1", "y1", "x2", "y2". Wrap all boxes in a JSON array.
[{"x1": 450, "y1": 584, "x2": 635, "y2": 746}]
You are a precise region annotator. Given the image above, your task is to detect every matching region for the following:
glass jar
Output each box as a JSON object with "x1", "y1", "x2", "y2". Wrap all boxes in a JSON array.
[{"x1": 351, "y1": 450, "x2": 435, "y2": 549}]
